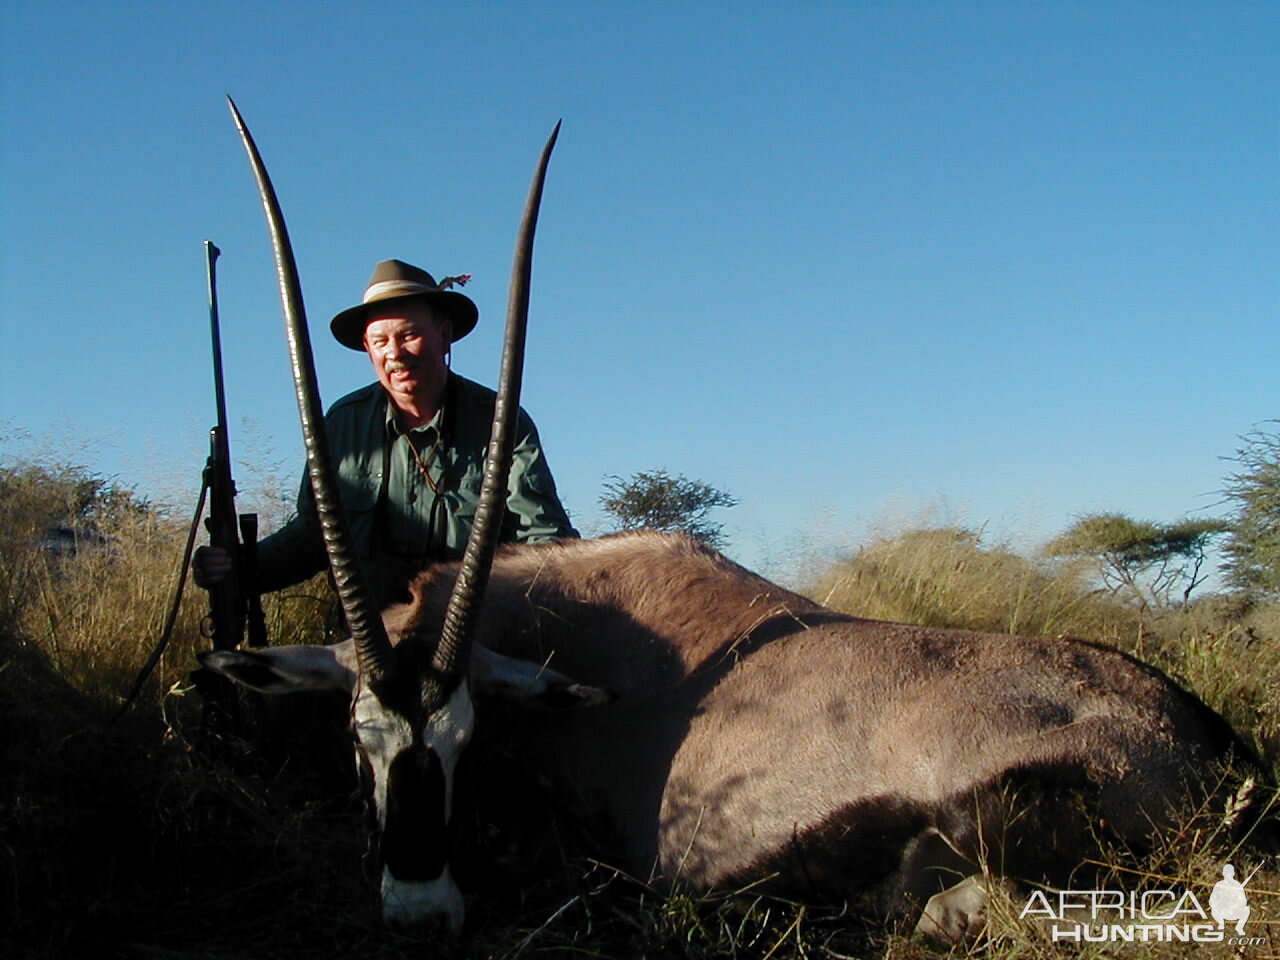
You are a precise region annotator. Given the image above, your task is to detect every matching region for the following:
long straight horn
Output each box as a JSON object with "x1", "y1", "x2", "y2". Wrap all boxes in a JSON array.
[
  {"x1": 227, "y1": 98, "x2": 396, "y2": 685},
  {"x1": 432, "y1": 122, "x2": 561, "y2": 675}
]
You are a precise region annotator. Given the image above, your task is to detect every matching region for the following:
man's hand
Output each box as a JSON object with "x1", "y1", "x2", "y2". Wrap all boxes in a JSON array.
[{"x1": 193, "y1": 545, "x2": 233, "y2": 589}]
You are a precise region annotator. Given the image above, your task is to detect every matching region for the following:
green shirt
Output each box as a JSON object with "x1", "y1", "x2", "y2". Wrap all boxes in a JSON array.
[{"x1": 257, "y1": 373, "x2": 577, "y2": 606}]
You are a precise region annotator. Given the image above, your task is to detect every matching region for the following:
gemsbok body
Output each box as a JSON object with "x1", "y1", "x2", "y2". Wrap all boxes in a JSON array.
[
  {"x1": 206, "y1": 530, "x2": 1270, "y2": 938},
  {"x1": 207, "y1": 106, "x2": 1271, "y2": 940}
]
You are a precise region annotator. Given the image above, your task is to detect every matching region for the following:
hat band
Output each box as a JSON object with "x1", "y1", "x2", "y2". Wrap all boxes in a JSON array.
[{"x1": 363, "y1": 279, "x2": 437, "y2": 303}]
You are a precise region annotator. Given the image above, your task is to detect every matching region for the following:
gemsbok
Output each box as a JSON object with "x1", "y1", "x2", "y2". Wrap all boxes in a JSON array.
[{"x1": 202, "y1": 104, "x2": 1273, "y2": 940}]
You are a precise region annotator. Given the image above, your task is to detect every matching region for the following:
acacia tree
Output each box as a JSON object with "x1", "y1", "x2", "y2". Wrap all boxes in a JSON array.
[
  {"x1": 1221, "y1": 424, "x2": 1280, "y2": 599},
  {"x1": 599, "y1": 469, "x2": 738, "y2": 550},
  {"x1": 1043, "y1": 512, "x2": 1227, "y2": 611}
]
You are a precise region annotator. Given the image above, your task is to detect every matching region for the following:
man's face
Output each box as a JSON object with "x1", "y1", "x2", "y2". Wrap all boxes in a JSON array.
[{"x1": 363, "y1": 301, "x2": 452, "y2": 414}]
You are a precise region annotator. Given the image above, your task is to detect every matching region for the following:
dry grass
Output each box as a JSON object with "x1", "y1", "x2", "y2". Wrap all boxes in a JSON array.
[
  {"x1": 2, "y1": 499, "x2": 1277, "y2": 958},
  {"x1": 810, "y1": 526, "x2": 1144, "y2": 643},
  {"x1": 9, "y1": 510, "x2": 337, "y2": 714}
]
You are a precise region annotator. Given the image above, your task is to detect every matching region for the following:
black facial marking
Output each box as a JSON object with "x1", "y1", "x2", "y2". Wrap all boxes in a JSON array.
[
  {"x1": 355, "y1": 748, "x2": 380, "y2": 882},
  {"x1": 381, "y1": 747, "x2": 449, "y2": 882},
  {"x1": 370, "y1": 666, "x2": 462, "y2": 719}
]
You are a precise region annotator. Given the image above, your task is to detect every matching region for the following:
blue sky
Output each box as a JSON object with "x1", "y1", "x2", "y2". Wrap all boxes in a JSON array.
[{"x1": 2, "y1": 2, "x2": 1276, "y2": 581}]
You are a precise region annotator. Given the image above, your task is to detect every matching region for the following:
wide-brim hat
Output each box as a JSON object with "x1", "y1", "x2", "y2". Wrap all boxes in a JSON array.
[{"x1": 330, "y1": 259, "x2": 479, "y2": 350}]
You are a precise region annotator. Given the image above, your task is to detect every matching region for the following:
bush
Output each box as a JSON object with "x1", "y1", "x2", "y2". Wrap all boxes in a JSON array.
[
  {"x1": 599, "y1": 469, "x2": 738, "y2": 550},
  {"x1": 1222, "y1": 424, "x2": 1280, "y2": 598}
]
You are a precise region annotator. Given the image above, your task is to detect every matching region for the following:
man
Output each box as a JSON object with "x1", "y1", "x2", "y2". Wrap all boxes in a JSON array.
[{"x1": 194, "y1": 258, "x2": 576, "y2": 609}]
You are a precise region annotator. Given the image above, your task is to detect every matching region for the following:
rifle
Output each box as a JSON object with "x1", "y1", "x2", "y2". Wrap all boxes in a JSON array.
[
  {"x1": 115, "y1": 242, "x2": 266, "y2": 722},
  {"x1": 203, "y1": 240, "x2": 268, "y2": 653}
]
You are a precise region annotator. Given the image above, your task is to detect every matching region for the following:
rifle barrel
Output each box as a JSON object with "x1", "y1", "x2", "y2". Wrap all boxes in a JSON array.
[{"x1": 206, "y1": 240, "x2": 229, "y2": 437}]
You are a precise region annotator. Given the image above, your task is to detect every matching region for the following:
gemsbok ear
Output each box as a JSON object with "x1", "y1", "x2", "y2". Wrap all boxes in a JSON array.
[
  {"x1": 198, "y1": 642, "x2": 357, "y2": 694},
  {"x1": 471, "y1": 645, "x2": 616, "y2": 709}
]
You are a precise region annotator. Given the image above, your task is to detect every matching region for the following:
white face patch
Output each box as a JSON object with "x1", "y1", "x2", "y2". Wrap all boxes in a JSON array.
[
  {"x1": 352, "y1": 684, "x2": 415, "y2": 830},
  {"x1": 423, "y1": 682, "x2": 475, "y2": 822},
  {"x1": 381, "y1": 864, "x2": 466, "y2": 933},
  {"x1": 352, "y1": 678, "x2": 476, "y2": 929}
]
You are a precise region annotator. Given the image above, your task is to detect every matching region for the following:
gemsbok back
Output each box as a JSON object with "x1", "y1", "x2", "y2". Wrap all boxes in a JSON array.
[{"x1": 202, "y1": 105, "x2": 1273, "y2": 940}]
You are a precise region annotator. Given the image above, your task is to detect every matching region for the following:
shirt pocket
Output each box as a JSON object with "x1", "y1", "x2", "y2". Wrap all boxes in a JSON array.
[
  {"x1": 336, "y1": 461, "x2": 380, "y2": 511},
  {"x1": 445, "y1": 461, "x2": 484, "y2": 521},
  {"x1": 335, "y1": 461, "x2": 381, "y2": 555}
]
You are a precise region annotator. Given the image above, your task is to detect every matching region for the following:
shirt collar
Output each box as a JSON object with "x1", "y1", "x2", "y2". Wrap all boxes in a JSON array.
[{"x1": 382, "y1": 372, "x2": 457, "y2": 442}]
